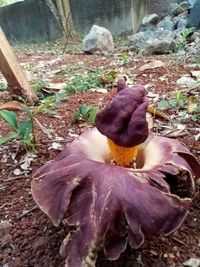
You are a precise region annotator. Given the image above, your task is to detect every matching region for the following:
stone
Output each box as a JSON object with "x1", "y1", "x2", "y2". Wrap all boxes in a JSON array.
[
  {"x1": 139, "y1": 14, "x2": 159, "y2": 32},
  {"x1": 149, "y1": 0, "x2": 177, "y2": 17},
  {"x1": 176, "y1": 76, "x2": 198, "y2": 87},
  {"x1": 189, "y1": 31, "x2": 200, "y2": 42},
  {"x1": 177, "y1": 18, "x2": 188, "y2": 29},
  {"x1": 82, "y1": 25, "x2": 114, "y2": 55},
  {"x1": 172, "y1": 1, "x2": 189, "y2": 17},
  {"x1": 173, "y1": 11, "x2": 188, "y2": 28},
  {"x1": 0, "y1": 221, "x2": 12, "y2": 239},
  {"x1": 157, "y1": 16, "x2": 175, "y2": 31},
  {"x1": 187, "y1": 0, "x2": 200, "y2": 29},
  {"x1": 183, "y1": 258, "x2": 200, "y2": 267},
  {"x1": 188, "y1": 0, "x2": 197, "y2": 8},
  {"x1": 128, "y1": 29, "x2": 176, "y2": 55},
  {"x1": 178, "y1": 0, "x2": 196, "y2": 8},
  {"x1": 142, "y1": 14, "x2": 159, "y2": 26}
]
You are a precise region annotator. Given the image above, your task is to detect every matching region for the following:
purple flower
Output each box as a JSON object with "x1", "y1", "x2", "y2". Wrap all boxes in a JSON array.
[
  {"x1": 32, "y1": 128, "x2": 200, "y2": 267},
  {"x1": 95, "y1": 84, "x2": 149, "y2": 147}
]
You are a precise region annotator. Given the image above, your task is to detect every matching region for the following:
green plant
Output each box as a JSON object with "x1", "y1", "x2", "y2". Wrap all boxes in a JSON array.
[
  {"x1": 182, "y1": 27, "x2": 194, "y2": 39},
  {"x1": 190, "y1": 97, "x2": 200, "y2": 121},
  {"x1": 0, "y1": 110, "x2": 34, "y2": 149},
  {"x1": 72, "y1": 104, "x2": 99, "y2": 125},
  {"x1": 64, "y1": 75, "x2": 102, "y2": 94},
  {"x1": 0, "y1": 82, "x2": 7, "y2": 91},
  {"x1": 158, "y1": 91, "x2": 186, "y2": 110},
  {"x1": 175, "y1": 28, "x2": 194, "y2": 51},
  {"x1": 31, "y1": 79, "x2": 48, "y2": 99},
  {"x1": 119, "y1": 51, "x2": 131, "y2": 64}
]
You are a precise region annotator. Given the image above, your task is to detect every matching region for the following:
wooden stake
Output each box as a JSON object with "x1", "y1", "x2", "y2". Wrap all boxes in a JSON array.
[{"x1": 0, "y1": 27, "x2": 38, "y2": 104}]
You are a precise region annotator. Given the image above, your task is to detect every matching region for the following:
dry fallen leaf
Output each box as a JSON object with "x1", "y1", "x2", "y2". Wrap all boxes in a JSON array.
[
  {"x1": 0, "y1": 101, "x2": 23, "y2": 111},
  {"x1": 146, "y1": 113, "x2": 154, "y2": 129},
  {"x1": 138, "y1": 60, "x2": 165, "y2": 72},
  {"x1": 190, "y1": 70, "x2": 200, "y2": 80},
  {"x1": 163, "y1": 128, "x2": 188, "y2": 138},
  {"x1": 187, "y1": 95, "x2": 198, "y2": 114},
  {"x1": 147, "y1": 105, "x2": 169, "y2": 120}
]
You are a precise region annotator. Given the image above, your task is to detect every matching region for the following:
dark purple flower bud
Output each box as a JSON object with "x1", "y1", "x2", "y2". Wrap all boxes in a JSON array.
[
  {"x1": 117, "y1": 77, "x2": 126, "y2": 92},
  {"x1": 95, "y1": 84, "x2": 149, "y2": 147}
]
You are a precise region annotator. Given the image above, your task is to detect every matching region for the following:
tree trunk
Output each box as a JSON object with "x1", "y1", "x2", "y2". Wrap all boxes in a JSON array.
[
  {"x1": 45, "y1": 0, "x2": 63, "y2": 33},
  {"x1": 61, "y1": 0, "x2": 75, "y2": 38},
  {"x1": 45, "y1": 0, "x2": 75, "y2": 38}
]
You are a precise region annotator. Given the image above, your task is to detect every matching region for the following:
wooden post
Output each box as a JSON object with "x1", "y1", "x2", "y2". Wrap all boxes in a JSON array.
[{"x1": 0, "y1": 27, "x2": 38, "y2": 104}]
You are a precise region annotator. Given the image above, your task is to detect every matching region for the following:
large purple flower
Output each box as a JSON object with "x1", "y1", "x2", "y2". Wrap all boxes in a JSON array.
[{"x1": 31, "y1": 128, "x2": 200, "y2": 267}]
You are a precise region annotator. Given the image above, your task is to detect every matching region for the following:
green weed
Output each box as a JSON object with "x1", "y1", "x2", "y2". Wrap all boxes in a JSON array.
[
  {"x1": 0, "y1": 110, "x2": 34, "y2": 150},
  {"x1": 72, "y1": 104, "x2": 99, "y2": 125},
  {"x1": 64, "y1": 75, "x2": 102, "y2": 94},
  {"x1": 0, "y1": 82, "x2": 7, "y2": 91}
]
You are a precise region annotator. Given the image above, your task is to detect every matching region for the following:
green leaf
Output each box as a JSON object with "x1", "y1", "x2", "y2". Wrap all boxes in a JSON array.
[
  {"x1": 88, "y1": 107, "x2": 99, "y2": 125},
  {"x1": 158, "y1": 100, "x2": 170, "y2": 110},
  {"x1": 23, "y1": 105, "x2": 33, "y2": 117},
  {"x1": 168, "y1": 99, "x2": 177, "y2": 107},
  {"x1": 0, "y1": 110, "x2": 18, "y2": 130},
  {"x1": 79, "y1": 105, "x2": 87, "y2": 115},
  {"x1": 72, "y1": 110, "x2": 81, "y2": 123},
  {"x1": 0, "y1": 131, "x2": 19, "y2": 145},
  {"x1": 18, "y1": 120, "x2": 33, "y2": 139}
]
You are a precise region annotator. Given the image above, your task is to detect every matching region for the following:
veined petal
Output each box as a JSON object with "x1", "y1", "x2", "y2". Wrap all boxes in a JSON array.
[{"x1": 31, "y1": 128, "x2": 200, "y2": 267}]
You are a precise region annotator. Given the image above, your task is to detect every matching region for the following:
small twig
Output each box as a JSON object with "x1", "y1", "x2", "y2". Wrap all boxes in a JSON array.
[
  {"x1": 33, "y1": 117, "x2": 52, "y2": 139},
  {"x1": 192, "y1": 190, "x2": 199, "y2": 201},
  {"x1": 0, "y1": 202, "x2": 12, "y2": 209},
  {"x1": 1, "y1": 176, "x2": 27, "y2": 182},
  {"x1": 172, "y1": 237, "x2": 186, "y2": 245},
  {"x1": 16, "y1": 205, "x2": 38, "y2": 220}
]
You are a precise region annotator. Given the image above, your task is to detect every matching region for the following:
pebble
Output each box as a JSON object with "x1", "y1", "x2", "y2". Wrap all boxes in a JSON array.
[{"x1": 0, "y1": 221, "x2": 12, "y2": 239}]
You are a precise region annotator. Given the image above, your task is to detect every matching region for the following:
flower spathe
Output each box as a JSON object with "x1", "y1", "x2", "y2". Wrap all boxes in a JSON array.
[
  {"x1": 95, "y1": 83, "x2": 149, "y2": 147},
  {"x1": 31, "y1": 128, "x2": 200, "y2": 267}
]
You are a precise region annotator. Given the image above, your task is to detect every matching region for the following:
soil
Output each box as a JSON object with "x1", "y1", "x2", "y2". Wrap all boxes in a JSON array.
[{"x1": 0, "y1": 42, "x2": 200, "y2": 267}]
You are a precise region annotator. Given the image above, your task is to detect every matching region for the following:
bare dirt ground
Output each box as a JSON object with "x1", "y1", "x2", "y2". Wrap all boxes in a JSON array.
[{"x1": 0, "y1": 40, "x2": 200, "y2": 267}]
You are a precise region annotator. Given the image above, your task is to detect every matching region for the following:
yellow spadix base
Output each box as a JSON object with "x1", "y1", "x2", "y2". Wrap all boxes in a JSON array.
[{"x1": 107, "y1": 138, "x2": 138, "y2": 167}]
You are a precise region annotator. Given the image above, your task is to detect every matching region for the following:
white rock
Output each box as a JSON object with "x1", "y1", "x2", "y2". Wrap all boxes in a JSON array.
[
  {"x1": 183, "y1": 258, "x2": 200, "y2": 267},
  {"x1": 176, "y1": 76, "x2": 198, "y2": 87},
  {"x1": 90, "y1": 88, "x2": 108, "y2": 93},
  {"x1": 82, "y1": 25, "x2": 114, "y2": 55},
  {"x1": 13, "y1": 168, "x2": 22, "y2": 176}
]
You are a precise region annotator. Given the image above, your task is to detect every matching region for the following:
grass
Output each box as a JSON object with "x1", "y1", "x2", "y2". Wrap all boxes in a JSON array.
[
  {"x1": 0, "y1": 82, "x2": 7, "y2": 91},
  {"x1": 64, "y1": 74, "x2": 102, "y2": 94}
]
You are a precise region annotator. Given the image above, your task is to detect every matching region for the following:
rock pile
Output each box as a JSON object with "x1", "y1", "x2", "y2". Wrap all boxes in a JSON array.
[{"x1": 128, "y1": 0, "x2": 200, "y2": 55}]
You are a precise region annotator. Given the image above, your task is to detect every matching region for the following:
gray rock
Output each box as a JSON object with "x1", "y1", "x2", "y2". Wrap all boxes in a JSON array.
[
  {"x1": 176, "y1": 76, "x2": 198, "y2": 87},
  {"x1": 157, "y1": 16, "x2": 175, "y2": 31},
  {"x1": 183, "y1": 258, "x2": 200, "y2": 267},
  {"x1": 188, "y1": 0, "x2": 197, "y2": 8},
  {"x1": 173, "y1": 11, "x2": 188, "y2": 27},
  {"x1": 189, "y1": 31, "x2": 200, "y2": 42},
  {"x1": 142, "y1": 14, "x2": 159, "y2": 26},
  {"x1": 138, "y1": 14, "x2": 160, "y2": 32},
  {"x1": 82, "y1": 25, "x2": 114, "y2": 55},
  {"x1": 178, "y1": 0, "x2": 196, "y2": 8},
  {"x1": 128, "y1": 29, "x2": 176, "y2": 55},
  {"x1": 172, "y1": 1, "x2": 189, "y2": 17},
  {"x1": 187, "y1": 0, "x2": 200, "y2": 29},
  {"x1": 177, "y1": 18, "x2": 188, "y2": 29}
]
